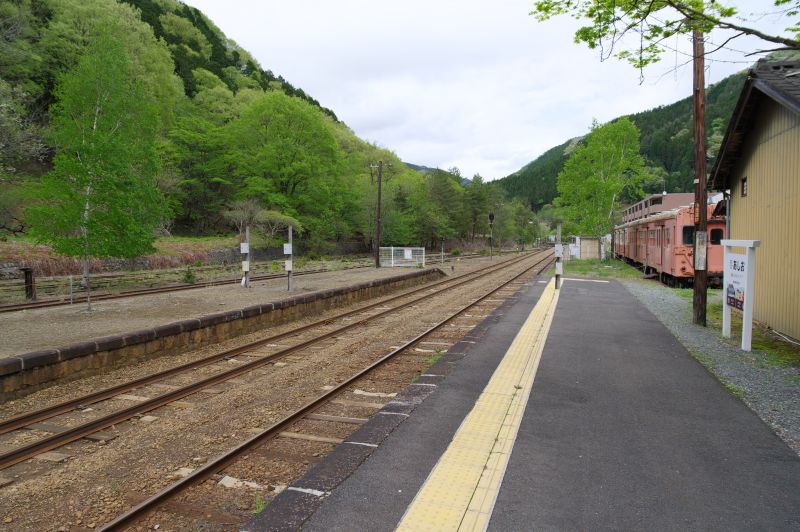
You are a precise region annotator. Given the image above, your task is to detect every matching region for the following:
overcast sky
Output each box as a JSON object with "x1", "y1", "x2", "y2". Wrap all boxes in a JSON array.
[{"x1": 184, "y1": 0, "x2": 790, "y2": 180}]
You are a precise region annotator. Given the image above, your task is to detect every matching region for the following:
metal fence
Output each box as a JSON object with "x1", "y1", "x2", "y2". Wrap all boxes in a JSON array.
[{"x1": 379, "y1": 247, "x2": 426, "y2": 267}]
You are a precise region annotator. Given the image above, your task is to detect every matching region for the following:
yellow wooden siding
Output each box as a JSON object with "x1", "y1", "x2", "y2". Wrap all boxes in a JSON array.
[{"x1": 729, "y1": 98, "x2": 800, "y2": 340}]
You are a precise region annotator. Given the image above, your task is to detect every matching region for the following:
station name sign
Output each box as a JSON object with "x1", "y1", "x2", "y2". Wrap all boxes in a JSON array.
[
  {"x1": 725, "y1": 252, "x2": 747, "y2": 310},
  {"x1": 721, "y1": 239, "x2": 759, "y2": 352}
]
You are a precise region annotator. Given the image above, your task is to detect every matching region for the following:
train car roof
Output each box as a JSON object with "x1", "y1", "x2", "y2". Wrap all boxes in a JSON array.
[{"x1": 614, "y1": 203, "x2": 725, "y2": 230}]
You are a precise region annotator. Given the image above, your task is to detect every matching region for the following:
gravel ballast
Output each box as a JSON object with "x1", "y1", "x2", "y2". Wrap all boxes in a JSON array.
[{"x1": 621, "y1": 279, "x2": 800, "y2": 455}]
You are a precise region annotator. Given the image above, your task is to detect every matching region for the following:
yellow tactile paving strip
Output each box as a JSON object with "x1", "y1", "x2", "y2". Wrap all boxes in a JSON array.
[{"x1": 397, "y1": 279, "x2": 560, "y2": 532}]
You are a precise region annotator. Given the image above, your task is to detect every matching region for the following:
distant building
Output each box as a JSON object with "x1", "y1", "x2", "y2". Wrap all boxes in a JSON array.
[
  {"x1": 622, "y1": 193, "x2": 694, "y2": 223},
  {"x1": 566, "y1": 235, "x2": 611, "y2": 260},
  {"x1": 709, "y1": 60, "x2": 800, "y2": 341}
]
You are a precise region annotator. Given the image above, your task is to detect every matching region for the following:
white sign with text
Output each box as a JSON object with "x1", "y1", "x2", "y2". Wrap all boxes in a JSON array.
[
  {"x1": 721, "y1": 240, "x2": 760, "y2": 352},
  {"x1": 725, "y1": 251, "x2": 747, "y2": 311}
]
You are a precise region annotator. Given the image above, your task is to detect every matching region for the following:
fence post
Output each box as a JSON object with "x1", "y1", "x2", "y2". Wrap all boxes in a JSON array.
[{"x1": 21, "y1": 267, "x2": 36, "y2": 300}]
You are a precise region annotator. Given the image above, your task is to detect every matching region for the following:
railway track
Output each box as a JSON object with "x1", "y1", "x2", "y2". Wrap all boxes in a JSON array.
[
  {"x1": 0, "y1": 251, "x2": 544, "y2": 462},
  {"x1": 0, "y1": 251, "x2": 498, "y2": 313},
  {"x1": 0, "y1": 265, "x2": 369, "y2": 313},
  {"x1": 101, "y1": 251, "x2": 554, "y2": 531},
  {"x1": 0, "y1": 250, "x2": 552, "y2": 530}
]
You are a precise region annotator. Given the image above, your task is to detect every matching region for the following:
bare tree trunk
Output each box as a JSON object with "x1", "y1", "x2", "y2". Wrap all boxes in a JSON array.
[
  {"x1": 81, "y1": 185, "x2": 92, "y2": 311},
  {"x1": 82, "y1": 253, "x2": 92, "y2": 312}
]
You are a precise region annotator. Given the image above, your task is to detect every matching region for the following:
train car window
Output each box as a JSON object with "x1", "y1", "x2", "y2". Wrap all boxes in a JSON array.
[
  {"x1": 741, "y1": 176, "x2": 747, "y2": 197},
  {"x1": 710, "y1": 228, "x2": 723, "y2": 245},
  {"x1": 682, "y1": 226, "x2": 694, "y2": 245}
]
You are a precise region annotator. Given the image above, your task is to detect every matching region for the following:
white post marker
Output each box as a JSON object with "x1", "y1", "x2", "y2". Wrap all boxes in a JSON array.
[
  {"x1": 721, "y1": 239, "x2": 760, "y2": 351},
  {"x1": 285, "y1": 226, "x2": 293, "y2": 291},
  {"x1": 241, "y1": 225, "x2": 250, "y2": 288},
  {"x1": 554, "y1": 243, "x2": 563, "y2": 289}
]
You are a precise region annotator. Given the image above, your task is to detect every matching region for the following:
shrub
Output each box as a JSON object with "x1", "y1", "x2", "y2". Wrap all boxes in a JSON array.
[
  {"x1": 449, "y1": 248, "x2": 461, "y2": 256},
  {"x1": 182, "y1": 266, "x2": 197, "y2": 284}
]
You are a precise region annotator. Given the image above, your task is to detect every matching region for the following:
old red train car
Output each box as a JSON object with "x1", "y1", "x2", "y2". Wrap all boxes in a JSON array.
[{"x1": 613, "y1": 204, "x2": 726, "y2": 286}]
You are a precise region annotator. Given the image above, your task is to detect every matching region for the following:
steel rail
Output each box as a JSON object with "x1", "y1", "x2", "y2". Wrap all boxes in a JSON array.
[
  {"x1": 100, "y1": 254, "x2": 555, "y2": 531},
  {"x1": 0, "y1": 252, "x2": 536, "y2": 436},
  {"x1": 0, "y1": 252, "x2": 549, "y2": 469},
  {"x1": 0, "y1": 265, "x2": 370, "y2": 313},
  {"x1": 0, "y1": 250, "x2": 501, "y2": 313}
]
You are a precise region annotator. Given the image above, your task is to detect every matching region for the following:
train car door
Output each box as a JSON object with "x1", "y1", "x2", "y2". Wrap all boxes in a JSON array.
[
  {"x1": 707, "y1": 224, "x2": 725, "y2": 275},
  {"x1": 638, "y1": 228, "x2": 646, "y2": 262},
  {"x1": 652, "y1": 224, "x2": 663, "y2": 269}
]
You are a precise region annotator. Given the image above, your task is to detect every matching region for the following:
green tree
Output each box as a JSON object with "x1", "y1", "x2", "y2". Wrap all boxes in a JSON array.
[
  {"x1": 466, "y1": 174, "x2": 489, "y2": 241},
  {"x1": 531, "y1": 0, "x2": 800, "y2": 71},
  {"x1": 26, "y1": 30, "x2": 166, "y2": 309},
  {"x1": 0, "y1": 79, "x2": 44, "y2": 180},
  {"x1": 225, "y1": 91, "x2": 341, "y2": 207},
  {"x1": 556, "y1": 118, "x2": 645, "y2": 257}
]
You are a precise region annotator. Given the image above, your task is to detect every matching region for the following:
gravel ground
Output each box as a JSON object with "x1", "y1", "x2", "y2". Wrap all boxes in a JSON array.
[{"x1": 621, "y1": 279, "x2": 800, "y2": 455}]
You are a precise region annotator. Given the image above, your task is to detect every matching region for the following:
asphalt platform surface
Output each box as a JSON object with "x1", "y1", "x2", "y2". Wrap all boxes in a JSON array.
[{"x1": 257, "y1": 278, "x2": 800, "y2": 531}]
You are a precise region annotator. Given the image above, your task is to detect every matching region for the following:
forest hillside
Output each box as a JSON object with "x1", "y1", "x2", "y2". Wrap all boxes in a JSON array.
[
  {"x1": 1, "y1": 0, "x2": 536, "y2": 254},
  {"x1": 497, "y1": 71, "x2": 747, "y2": 211}
]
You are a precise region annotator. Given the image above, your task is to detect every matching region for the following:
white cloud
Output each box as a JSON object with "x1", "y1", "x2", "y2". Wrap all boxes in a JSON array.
[{"x1": 184, "y1": 0, "x2": 789, "y2": 179}]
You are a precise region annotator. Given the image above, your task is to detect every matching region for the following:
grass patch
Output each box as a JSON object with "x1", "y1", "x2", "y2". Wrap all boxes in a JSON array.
[
  {"x1": 252, "y1": 492, "x2": 266, "y2": 514},
  {"x1": 674, "y1": 287, "x2": 722, "y2": 302},
  {"x1": 424, "y1": 349, "x2": 445, "y2": 365},
  {"x1": 547, "y1": 258, "x2": 643, "y2": 279},
  {"x1": 691, "y1": 351, "x2": 714, "y2": 366},
  {"x1": 152, "y1": 235, "x2": 239, "y2": 256},
  {"x1": 705, "y1": 299, "x2": 800, "y2": 368},
  {"x1": 723, "y1": 382, "x2": 746, "y2": 398}
]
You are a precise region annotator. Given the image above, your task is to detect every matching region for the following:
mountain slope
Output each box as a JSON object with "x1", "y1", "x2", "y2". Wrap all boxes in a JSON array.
[
  {"x1": 497, "y1": 72, "x2": 746, "y2": 210},
  {"x1": 122, "y1": 0, "x2": 336, "y2": 119}
]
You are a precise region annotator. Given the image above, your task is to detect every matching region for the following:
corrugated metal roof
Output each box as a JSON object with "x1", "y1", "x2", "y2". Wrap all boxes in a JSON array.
[{"x1": 709, "y1": 60, "x2": 800, "y2": 191}]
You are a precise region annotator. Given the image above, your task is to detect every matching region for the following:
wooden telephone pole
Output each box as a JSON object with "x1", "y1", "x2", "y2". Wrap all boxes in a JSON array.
[
  {"x1": 371, "y1": 160, "x2": 384, "y2": 268},
  {"x1": 692, "y1": 29, "x2": 708, "y2": 326}
]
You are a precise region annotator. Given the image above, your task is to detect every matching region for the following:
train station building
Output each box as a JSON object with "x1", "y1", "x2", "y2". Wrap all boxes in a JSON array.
[{"x1": 709, "y1": 59, "x2": 800, "y2": 341}]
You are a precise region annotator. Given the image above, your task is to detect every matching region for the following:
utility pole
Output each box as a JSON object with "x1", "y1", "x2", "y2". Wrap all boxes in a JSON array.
[
  {"x1": 488, "y1": 212, "x2": 495, "y2": 260},
  {"x1": 371, "y1": 160, "x2": 384, "y2": 268},
  {"x1": 692, "y1": 29, "x2": 708, "y2": 326}
]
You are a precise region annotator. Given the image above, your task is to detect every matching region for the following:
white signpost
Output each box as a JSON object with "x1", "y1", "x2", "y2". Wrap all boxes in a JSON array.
[
  {"x1": 721, "y1": 239, "x2": 760, "y2": 351},
  {"x1": 285, "y1": 225, "x2": 294, "y2": 291},
  {"x1": 240, "y1": 226, "x2": 250, "y2": 288},
  {"x1": 554, "y1": 243, "x2": 563, "y2": 289}
]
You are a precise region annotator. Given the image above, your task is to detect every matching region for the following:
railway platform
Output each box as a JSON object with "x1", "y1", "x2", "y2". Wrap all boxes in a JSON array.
[{"x1": 251, "y1": 277, "x2": 800, "y2": 531}]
